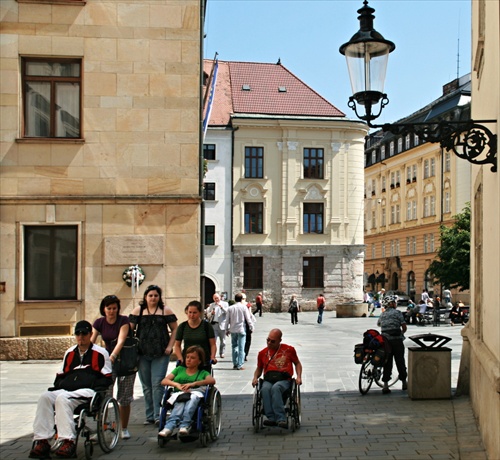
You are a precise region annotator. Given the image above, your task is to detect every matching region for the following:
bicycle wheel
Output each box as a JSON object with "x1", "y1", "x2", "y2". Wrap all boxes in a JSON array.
[
  {"x1": 374, "y1": 366, "x2": 398, "y2": 388},
  {"x1": 358, "y1": 359, "x2": 375, "y2": 395}
]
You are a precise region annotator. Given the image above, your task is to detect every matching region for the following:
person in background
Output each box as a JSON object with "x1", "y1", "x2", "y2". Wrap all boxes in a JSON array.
[
  {"x1": 254, "y1": 292, "x2": 263, "y2": 317},
  {"x1": 205, "y1": 293, "x2": 228, "y2": 359},
  {"x1": 377, "y1": 296, "x2": 407, "y2": 394},
  {"x1": 91, "y1": 295, "x2": 134, "y2": 440},
  {"x1": 129, "y1": 285, "x2": 178, "y2": 426},
  {"x1": 225, "y1": 292, "x2": 254, "y2": 370},
  {"x1": 29, "y1": 321, "x2": 112, "y2": 459},
  {"x1": 442, "y1": 288, "x2": 452, "y2": 306},
  {"x1": 243, "y1": 294, "x2": 257, "y2": 361},
  {"x1": 288, "y1": 295, "x2": 300, "y2": 325},
  {"x1": 316, "y1": 293, "x2": 326, "y2": 324}
]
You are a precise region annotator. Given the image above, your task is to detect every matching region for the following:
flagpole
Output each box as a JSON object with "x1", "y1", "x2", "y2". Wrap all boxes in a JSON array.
[{"x1": 203, "y1": 52, "x2": 218, "y2": 110}]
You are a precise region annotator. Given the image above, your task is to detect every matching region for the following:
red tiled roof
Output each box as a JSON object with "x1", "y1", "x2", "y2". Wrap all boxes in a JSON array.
[{"x1": 203, "y1": 59, "x2": 345, "y2": 127}]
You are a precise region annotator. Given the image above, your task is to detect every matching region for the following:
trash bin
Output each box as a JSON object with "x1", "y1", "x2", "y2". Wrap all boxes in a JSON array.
[{"x1": 407, "y1": 333, "x2": 452, "y2": 400}]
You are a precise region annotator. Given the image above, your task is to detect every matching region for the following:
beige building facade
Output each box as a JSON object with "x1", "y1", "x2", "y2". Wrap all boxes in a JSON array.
[
  {"x1": 364, "y1": 76, "x2": 471, "y2": 303},
  {"x1": 0, "y1": 0, "x2": 203, "y2": 350},
  {"x1": 465, "y1": 1, "x2": 500, "y2": 457}
]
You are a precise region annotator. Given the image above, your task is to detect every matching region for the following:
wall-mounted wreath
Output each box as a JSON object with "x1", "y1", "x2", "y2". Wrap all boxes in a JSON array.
[{"x1": 122, "y1": 265, "x2": 145, "y2": 288}]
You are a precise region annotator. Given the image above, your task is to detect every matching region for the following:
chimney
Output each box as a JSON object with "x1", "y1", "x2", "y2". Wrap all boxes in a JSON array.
[{"x1": 442, "y1": 78, "x2": 459, "y2": 95}]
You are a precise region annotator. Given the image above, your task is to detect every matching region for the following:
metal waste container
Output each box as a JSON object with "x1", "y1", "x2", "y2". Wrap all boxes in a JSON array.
[{"x1": 407, "y1": 333, "x2": 452, "y2": 400}]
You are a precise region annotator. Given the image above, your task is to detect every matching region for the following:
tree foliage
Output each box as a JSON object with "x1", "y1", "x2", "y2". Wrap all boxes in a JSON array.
[{"x1": 427, "y1": 203, "x2": 470, "y2": 291}]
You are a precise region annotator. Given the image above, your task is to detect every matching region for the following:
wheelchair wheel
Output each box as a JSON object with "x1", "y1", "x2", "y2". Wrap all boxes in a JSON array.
[
  {"x1": 358, "y1": 359, "x2": 375, "y2": 395},
  {"x1": 199, "y1": 430, "x2": 209, "y2": 447},
  {"x1": 207, "y1": 388, "x2": 222, "y2": 441},
  {"x1": 290, "y1": 383, "x2": 301, "y2": 432},
  {"x1": 252, "y1": 385, "x2": 263, "y2": 433},
  {"x1": 97, "y1": 396, "x2": 120, "y2": 453},
  {"x1": 84, "y1": 440, "x2": 93, "y2": 460}
]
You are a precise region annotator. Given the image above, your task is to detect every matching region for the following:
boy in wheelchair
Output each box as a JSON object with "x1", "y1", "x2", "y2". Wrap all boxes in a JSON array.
[
  {"x1": 29, "y1": 321, "x2": 112, "y2": 459},
  {"x1": 158, "y1": 345, "x2": 215, "y2": 438},
  {"x1": 252, "y1": 328, "x2": 302, "y2": 428}
]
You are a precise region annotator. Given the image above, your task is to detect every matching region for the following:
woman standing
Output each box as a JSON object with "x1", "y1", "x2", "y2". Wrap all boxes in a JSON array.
[
  {"x1": 173, "y1": 301, "x2": 216, "y2": 371},
  {"x1": 129, "y1": 285, "x2": 178, "y2": 425},
  {"x1": 288, "y1": 295, "x2": 300, "y2": 325},
  {"x1": 91, "y1": 295, "x2": 134, "y2": 439}
]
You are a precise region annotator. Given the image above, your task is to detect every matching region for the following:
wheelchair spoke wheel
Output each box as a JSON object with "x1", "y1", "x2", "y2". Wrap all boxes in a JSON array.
[
  {"x1": 252, "y1": 388, "x2": 262, "y2": 432},
  {"x1": 359, "y1": 360, "x2": 375, "y2": 395},
  {"x1": 208, "y1": 388, "x2": 222, "y2": 441},
  {"x1": 292, "y1": 384, "x2": 301, "y2": 429},
  {"x1": 97, "y1": 397, "x2": 120, "y2": 453},
  {"x1": 199, "y1": 430, "x2": 209, "y2": 447}
]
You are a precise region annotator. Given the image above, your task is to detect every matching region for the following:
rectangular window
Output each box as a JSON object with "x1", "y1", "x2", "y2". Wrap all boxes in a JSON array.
[
  {"x1": 303, "y1": 257, "x2": 323, "y2": 288},
  {"x1": 430, "y1": 158, "x2": 436, "y2": 176},
  {"x1": 397, "y1": 138, "x2": 402, "y2": 153},
  {"x1": 406, "y1": 202, "x2": 412, "y2": 221},
  {"x1": 371, "y1": 243, "x2": 376, "y2": 259},
  {"x1": 381, "y1": 176, "x2": 386, "y2": 191},
  {"x1": 444, "y1": 191, "x2": 451, "y2": 213},
  {"x1": 405, "y1": 134, "x2": 411, "y2": 150},
  {"x1": 22, "y1": 58, "x2": 82, "y2": 138},
  {"x1": 406, "y1": 237, "x2": 411, "y2": 255},
  {"x1": 424, "y1": 159, "x2": 429, "y2": 179},
  {"x1": 244, "y1": 203, "x2": 263, "y2": 234},
  {"x1": 412, "y1": 200, "x2": 417, "y2": 220},
  {"x1": 371, "y1": 210, "x2": 376, "y2": 229},
  {"x1": 303, "y1": 203, "x2": 324, "y2": 234},
  {"x1": 414, "y1": 134, "x2": 419, "y2": 146},
  {"x1": 381, "y1": 208, "x2": 386, "y2": 227},
  {"x1": 389, "y1": 142, "x2": 394, "y2": 156},
  {"x1": 423, "y1": 197, "x2": 429, "y2": 217},
  {"x1": 371, "y1": 151, "x2": 376, "y2": 164},
  {"x1": 203, "y1": 182, "x2": 216, "y2": 201},
  {"x1": 430, "y1": 196, "x2": 436, "y2": 216},
  {"x1": 205, "y1": 225, "x2": 215, "y2": 245},
  {"x1": 303, "y1": 148, "x2": 324, "y2": 179},
  {"x1": 24, "y1": 225, "x2": 78, "y2": 300},
  {"x1": 445, "y1": 152, "x2": 451, "y2": 172},
  {"x1": 407, "y1": 166, "x2": 412, "y2": 182},
  {"x1": 430, "y1": 234, "x2": 435, "y2": 252},
  {"x1": 245, "y1": 146, "x2": 263, "y2": 178},
  {"x1": 244, "y1": 257, "x2": 263, "y2": 289},
  {"x1": 424, "y1": 234, "x2": 428, "y2": 253},
  {"x1": 203, "y1": 144, "x2": 216, "y2": 160},
  {"x1": 412, "y1": 236, "x2": 417, "y2": 254},
  {"x1": 371, "y1": 179, "x2": 376, "y2": 195},
  {"x1": 381, "y1": 242, "x2": 386, "y2": 258},
  {"x1": 381, "y1": 145, "x2": 386, "y2": 159}
]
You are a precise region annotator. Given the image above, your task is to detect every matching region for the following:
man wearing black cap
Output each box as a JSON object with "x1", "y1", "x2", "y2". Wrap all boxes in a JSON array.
[{"x1": 29, "y1": 320, "x2": 112, "y2": 459}]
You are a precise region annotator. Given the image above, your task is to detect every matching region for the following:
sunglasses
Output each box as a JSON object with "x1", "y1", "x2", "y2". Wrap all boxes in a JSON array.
[
  {"x1": 75, "y1": 331, "x2": 90, "y2": 336},
  {"x1": 103, "y1": 295, "x2": 118, "y2": 301},
  {"x1": 266, "y1": 338, "x2": 277, "y2": 344}
]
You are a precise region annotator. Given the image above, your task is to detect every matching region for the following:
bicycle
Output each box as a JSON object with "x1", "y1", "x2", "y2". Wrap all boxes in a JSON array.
[{"x1": 357, "y1": 347, "x2": 398, "y2": 395}]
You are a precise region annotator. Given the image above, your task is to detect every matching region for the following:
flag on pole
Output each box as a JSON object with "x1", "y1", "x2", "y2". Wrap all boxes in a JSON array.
[{"x1": 202, "y1": 59, "x2": 218, "y2": 139}]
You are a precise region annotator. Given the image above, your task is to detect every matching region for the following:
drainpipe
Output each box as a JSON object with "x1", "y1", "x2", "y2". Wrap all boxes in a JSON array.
[{"x1": 230, "y1": 126, "x2": 239, "y2": 299}]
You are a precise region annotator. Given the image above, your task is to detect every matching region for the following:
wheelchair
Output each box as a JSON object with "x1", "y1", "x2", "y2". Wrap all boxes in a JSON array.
[
  {"x1": 157, "y1": 384, "x2": 222, "y2": 448},
  {"x1": 252, "y1": 378, "x2": 301, "y2": 433},
  {"x1": 52, "y1": 391, "x2": 120, "y2": 459}
]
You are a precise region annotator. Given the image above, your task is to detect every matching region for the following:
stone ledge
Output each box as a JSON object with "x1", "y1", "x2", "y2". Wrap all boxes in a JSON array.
[{"x1": 0, "y1": 337, "x2": 74, "y2": 360}]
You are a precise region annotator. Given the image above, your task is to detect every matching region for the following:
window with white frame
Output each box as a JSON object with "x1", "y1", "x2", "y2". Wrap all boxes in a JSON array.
[
  {"x1": 412, "y1": 236, "x2": 417, "y2": 254},
  {"x1": 423, "y1": 234, "x2": 428, "y2": 253},
  {"x1": 405, "y1": 134, "x2": 411, "y2": 150},
  {"x1": 445, "y1": 152, "x2": 451, "y2": 172},
  {"x1": 397, "y1": 138, "x2": 403, "y2": 153},
  {"x1": 430, "y1": 158, "x2": 436, "y2": 176},
  {"x1": 424, "y1": 159, "x2": 430, "y2": 179},
  {"x1": 390, "y1": 239, "x2": 395, "y2": 256},
  {"x1": 371, "y1": 179, "x2": 376, "y2": 195},
  {"x1": 371, "y1": 243, "x2": 376, "y2": 259},
  {"x1": 381, "y1": 242, "x2": 386, "y2": 258},
  {"x1": 381, "y1": 145, "x2": 386, "y2": 159},
  {"x1": 381, "y1": 176, "x2": 386, "y2": 191},
  {"x1": 430, "y1": 195, "x2": 436, "y2": 216},
  {"x1": 395, "y1": 170, "x2": 401, "y2": 186},
  {"x1": 406, "y1": 237, "x2": 411, "y2": 255},
  {"x1": 390, "y1": 171, "x2": 395, "y2": 187},
  {"x1": 381, "y1": 208, "x2": 386, "y2": 227},
  {"x1": 371, "y1": 210, "x2": 376, "y2": 229},
  {"x1": 406, "y1": 166, "x2": 412, "y2": 182},
  {"x1": 406, "y1": 202, "x2": 412, "y2": 221},
  {"x1": 444, "y1": 191, "x2": 451, "y2": 213},
  {"x1": 430, "y1": 234, "x2": 435, "y2": 252},
  {"x1": 371, "y1": 151, "x2": 376, "y2": 164},
  {"x1": 412, "y1": 200, "x2": 417, "y2": 220},
  {"x1": 414, "y1": 133, "x2": 419, "y2": 146},
  {"x1": 423, "y1": 196, "x2": 429, "y2": 217},
  {"x1": 389, "y1": 142, "x2": 394, "y2": 156}
]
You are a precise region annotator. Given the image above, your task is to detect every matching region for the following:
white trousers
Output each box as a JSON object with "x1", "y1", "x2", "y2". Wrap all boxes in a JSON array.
[{"x1": 33, "y1": 389, "x2": 95, "y2": 441}]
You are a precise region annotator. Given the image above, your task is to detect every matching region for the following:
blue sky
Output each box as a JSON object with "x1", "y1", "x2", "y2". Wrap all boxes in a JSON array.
[{"x1": 204, "y1": 0, "x2": 472, "y2": 124}]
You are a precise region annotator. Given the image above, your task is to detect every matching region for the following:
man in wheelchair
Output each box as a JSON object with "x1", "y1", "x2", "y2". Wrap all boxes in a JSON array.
[
  {"x1": 29, "y1": 321, "x2": 112, "y2": 459},
  {"x1": 158, "y1": 345, "x2": 215, "y2": 438},
  {"x1": 252, "y1": 328, "x2": 302, "y2": 428}
]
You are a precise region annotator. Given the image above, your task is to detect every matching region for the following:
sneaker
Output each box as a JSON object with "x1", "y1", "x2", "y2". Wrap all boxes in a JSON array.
[
  {"x1": 54, "y1": 439, "x2": 76, "y2": 458},
  {"x1": 178, "y1": 426, "x2": 191, "y2": 435},
  {"x1": 29, "y1": 439, "x2": 51, "y2": 459},
  {"x1": 382, "y1": 387, "x2": 391, "y2": 394},
  {"x1": 158, "y1": 428, "x2": 172, "y2": 437},
  {"x1": 277, "y1": 420, "x2": 288, "y2": 429},
  {"x1": 402, "y1": 380, "x2": 408, "y2": 391},
  {"x1": 121, "y1": 429, "x2": 131, "y2": 440},
  {"x1": 220, "y1": 354, "x2": 225, "y2": 358},
  {"x1": 143, "y1": 419, "x2": 155, "y2": 425}
]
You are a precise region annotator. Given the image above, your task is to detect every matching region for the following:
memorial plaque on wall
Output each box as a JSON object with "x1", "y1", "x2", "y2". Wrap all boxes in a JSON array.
[{"x1": 104, "y1": 235, "x2": 165, "y2": 265}]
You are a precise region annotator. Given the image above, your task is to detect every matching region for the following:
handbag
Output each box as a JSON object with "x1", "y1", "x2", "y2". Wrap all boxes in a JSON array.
[
  {"x1": 112, "y1": 320, "x2": 140, "y2": 376},
  {"x1": 176, "y1": 392, "x2": 191, "y2": 403}
]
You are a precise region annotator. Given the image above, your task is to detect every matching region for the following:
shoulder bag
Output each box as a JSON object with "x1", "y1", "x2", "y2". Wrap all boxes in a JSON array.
[{"x1": 112, "y1": 318, "x2": 140, "y2": 376}]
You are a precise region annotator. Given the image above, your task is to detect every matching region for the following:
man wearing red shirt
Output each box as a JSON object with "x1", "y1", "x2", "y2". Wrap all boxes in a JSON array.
[{"x1": 252, "y1": 329, "x2": 302, "y2": 428}]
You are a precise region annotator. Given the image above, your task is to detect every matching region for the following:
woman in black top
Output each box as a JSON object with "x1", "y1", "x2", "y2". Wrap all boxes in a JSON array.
[{"x1": 129, "y1": 285, "x2": 177, "y2": 425}]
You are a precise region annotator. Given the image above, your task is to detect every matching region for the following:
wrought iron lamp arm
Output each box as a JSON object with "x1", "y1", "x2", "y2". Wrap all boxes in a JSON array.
[{"x1": 368, "y1": 119, "x2": 497, "y2": 172}]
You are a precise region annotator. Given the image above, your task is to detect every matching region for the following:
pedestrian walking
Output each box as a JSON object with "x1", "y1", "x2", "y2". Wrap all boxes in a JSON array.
[
  {"x1": 205, "y1": 293, "x2": 228, "y2": 358},
  {"x1": 254, "y1": 292, "x2": 263, "y2": 317},
  {"x1": 288, "y1": 295, "x2": 299, "y2": 325},
  {"x1": 316, "y1": 293, "x2": 325, "y2": 324},
  {"x1": 225, "y1": 292, "x2": 254, "y2": 370}
]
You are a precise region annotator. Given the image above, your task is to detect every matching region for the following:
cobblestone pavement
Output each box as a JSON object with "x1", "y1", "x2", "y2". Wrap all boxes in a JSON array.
[{"x1": 0, "y1": 311, "x2": 487, "y2": 459}]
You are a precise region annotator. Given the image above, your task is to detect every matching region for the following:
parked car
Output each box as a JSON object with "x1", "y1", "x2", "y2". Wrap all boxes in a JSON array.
[{"x1": 385, "y1": 290, "x2": 411, "y2": 306}]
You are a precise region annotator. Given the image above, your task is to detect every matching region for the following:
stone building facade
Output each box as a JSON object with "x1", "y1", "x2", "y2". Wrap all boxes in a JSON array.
[{"x1": 0, "y1": 0, "x2": 203, "y2": 354}]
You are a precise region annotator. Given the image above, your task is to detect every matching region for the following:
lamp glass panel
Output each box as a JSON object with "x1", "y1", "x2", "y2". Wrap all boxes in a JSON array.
[{"x1": 345, "y1": 41, "x2": 390, "y2": 95}]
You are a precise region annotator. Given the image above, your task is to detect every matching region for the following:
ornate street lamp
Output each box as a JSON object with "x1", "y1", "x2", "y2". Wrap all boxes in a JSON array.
[{"x1": 340, "y1": 0, "x2": 497, "y2": 172}]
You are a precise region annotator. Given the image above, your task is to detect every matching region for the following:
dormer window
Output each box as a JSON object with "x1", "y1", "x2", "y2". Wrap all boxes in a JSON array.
[
  {"x1": 278, "y1": 86, "x2": 287, "y2": 92},
  {"x1": 242, "y1": 84, "x2": 251, "y2": 91}
]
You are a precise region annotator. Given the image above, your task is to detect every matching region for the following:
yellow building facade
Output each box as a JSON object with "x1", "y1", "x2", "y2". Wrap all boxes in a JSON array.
[
  {"x1": 364, "y1": 77, "x2": 471, "y2": 303},
  {"x1": 0, "y1": 0, "x2": 203, "y2": 350}
]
